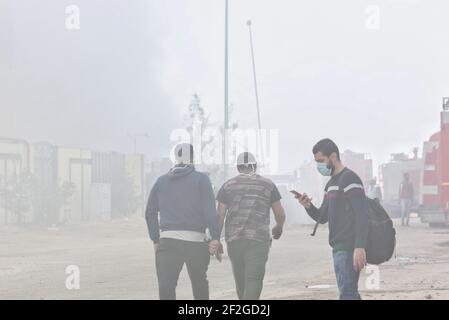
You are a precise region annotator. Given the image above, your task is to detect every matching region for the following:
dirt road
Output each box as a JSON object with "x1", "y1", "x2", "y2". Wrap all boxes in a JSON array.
[{"x1": 1, "y1": 217, "x2": 449, "y2": 300}]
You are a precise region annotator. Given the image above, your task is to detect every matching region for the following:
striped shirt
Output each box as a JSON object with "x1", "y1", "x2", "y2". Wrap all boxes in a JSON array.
[
  {"x1": 216, "y1": 174, "x2": 282, "y2": 242},
  {"x1": 306, "y1": 167, "x2": 369, "y2": 251}
]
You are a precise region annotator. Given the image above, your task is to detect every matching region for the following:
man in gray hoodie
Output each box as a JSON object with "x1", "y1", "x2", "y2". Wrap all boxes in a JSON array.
[{"x1": 145, "y1": 143, "x2": 220, "y2": 300}]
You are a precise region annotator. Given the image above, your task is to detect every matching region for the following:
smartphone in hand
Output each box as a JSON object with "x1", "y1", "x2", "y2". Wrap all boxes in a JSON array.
[{"x1": 290, "y1": 190, "x2": 302, "y2": 198}]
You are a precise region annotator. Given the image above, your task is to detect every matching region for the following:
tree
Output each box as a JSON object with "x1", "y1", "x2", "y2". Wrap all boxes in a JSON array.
[
  {"x1": 59, "y1": 181, "x2": 77, "y2": 224},
  {"x1": 111, "y1": 175, "x2": 142, "y2": 218},
  {"x1": 0, "y1": 172, "x2": 33, "y2": 225},
  {"x1": 182, "y1": 94, "x2": 239, "y2": 188},
  {"x1": 33, "y1": 179, "x2": 76, "y2": 226}
]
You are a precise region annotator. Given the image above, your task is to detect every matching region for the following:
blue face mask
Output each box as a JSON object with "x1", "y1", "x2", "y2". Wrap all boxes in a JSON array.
[{"x1": 317, "y1": 162, "x2": 332, "y2": 176}]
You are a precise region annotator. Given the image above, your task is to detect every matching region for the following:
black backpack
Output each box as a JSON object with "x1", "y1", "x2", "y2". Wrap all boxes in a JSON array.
[{"x1": 364, "y1": 197, "x2": 396, "y2": 265}]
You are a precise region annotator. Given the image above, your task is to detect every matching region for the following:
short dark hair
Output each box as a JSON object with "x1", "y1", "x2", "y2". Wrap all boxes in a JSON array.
[{"x1": 312, "y1": 138, "x2": 340, "y2": 160}]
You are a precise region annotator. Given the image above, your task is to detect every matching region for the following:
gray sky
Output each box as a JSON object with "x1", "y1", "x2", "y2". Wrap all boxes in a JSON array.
[{"x1": 1, "y1": 0, "x2": 449, "y2": 173}]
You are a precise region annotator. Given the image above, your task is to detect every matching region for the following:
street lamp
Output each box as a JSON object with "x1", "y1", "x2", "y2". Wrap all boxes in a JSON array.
[{"x1": 247, "y1": 20, "x2": 264, "y2": 166}]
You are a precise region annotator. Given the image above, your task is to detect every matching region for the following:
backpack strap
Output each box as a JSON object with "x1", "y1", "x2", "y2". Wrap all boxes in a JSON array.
[
  {"x1": 311, "y1": 169, "x2": 351, "y2": 236},
  {"x1": 337, "y1": 169, "x2": 352, "y2": 211}
]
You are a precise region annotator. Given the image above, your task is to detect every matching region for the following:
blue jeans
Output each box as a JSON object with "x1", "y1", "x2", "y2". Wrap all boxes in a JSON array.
[
  {"x1": 332, "y1": 249, "x2": 361, "y2": 300},
  {"x1": 400, "y1": 199, "x2": 412, "y2": 225}
]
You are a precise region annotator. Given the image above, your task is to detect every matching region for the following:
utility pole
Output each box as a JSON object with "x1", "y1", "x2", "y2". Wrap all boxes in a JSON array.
[
  {"x1": 223, "y1": 0, "x2": 229, "y2": 181},
  {"x1": 247, "y1": 20, "x2": 264, "y2": 165}
]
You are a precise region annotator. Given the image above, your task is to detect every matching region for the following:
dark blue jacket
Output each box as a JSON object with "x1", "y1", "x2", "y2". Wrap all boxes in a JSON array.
[
  {"x1": 145, "y1": 164, "x2": 220, "y2": 243},
  {"x1": 306, "y1": 167, "x2": 369, "y2": 250}
]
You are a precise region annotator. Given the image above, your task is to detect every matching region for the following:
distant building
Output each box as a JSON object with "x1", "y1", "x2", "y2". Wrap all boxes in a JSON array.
[
  {"x1": 379, "y1": 151, "x2": 423, "y2": 209},
  {"x1": 0, "y1": 137, "x2": 146, "y2": 225},
  {"x1": 341, "y1": 150, "x2": 373, "y2": 186}
]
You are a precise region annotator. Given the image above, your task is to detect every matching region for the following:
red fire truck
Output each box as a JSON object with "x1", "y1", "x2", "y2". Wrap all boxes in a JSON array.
[{"x1": 420, "y1": 99, "x2": 449, "y2": 226}]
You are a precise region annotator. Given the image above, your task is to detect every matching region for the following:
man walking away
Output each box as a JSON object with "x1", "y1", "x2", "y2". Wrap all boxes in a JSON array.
[
  {"x1": 399, "y1": 173, "x2": 414, "y2": 227},
  {"x1": 216, "y1": 152, "x2": 286, "y2": 300},
  {"x1": 296, "y1": 139, "x2": 369, "y2": 300},
  {"x1": 366, "y1": 178, "x2": 382, "y2": 201},
  {"x1": 145, "y1": 143, "x2": 220, "y2": 300}
]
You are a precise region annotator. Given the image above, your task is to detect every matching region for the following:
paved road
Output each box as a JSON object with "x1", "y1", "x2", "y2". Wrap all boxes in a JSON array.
[{"x1": 1, "y1": 217, "x2": 448, "y2": 300}]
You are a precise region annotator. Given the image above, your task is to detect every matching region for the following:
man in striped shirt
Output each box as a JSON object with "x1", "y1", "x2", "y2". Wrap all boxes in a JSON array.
[
  {"x1": 216, "y1": 152, "x2": 286, "y2": 300},
  {"x1": 296, "y1": 139, "x2": 369, "y2": 300}
]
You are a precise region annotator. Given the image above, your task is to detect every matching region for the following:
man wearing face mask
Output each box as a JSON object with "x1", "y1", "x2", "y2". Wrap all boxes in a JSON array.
[
  {"x1": 296, "y1": 139, "x2": 369, "y2": 300},
  {"x1": 216, "y1": 152, "x2": 286, "y2": 300}
]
